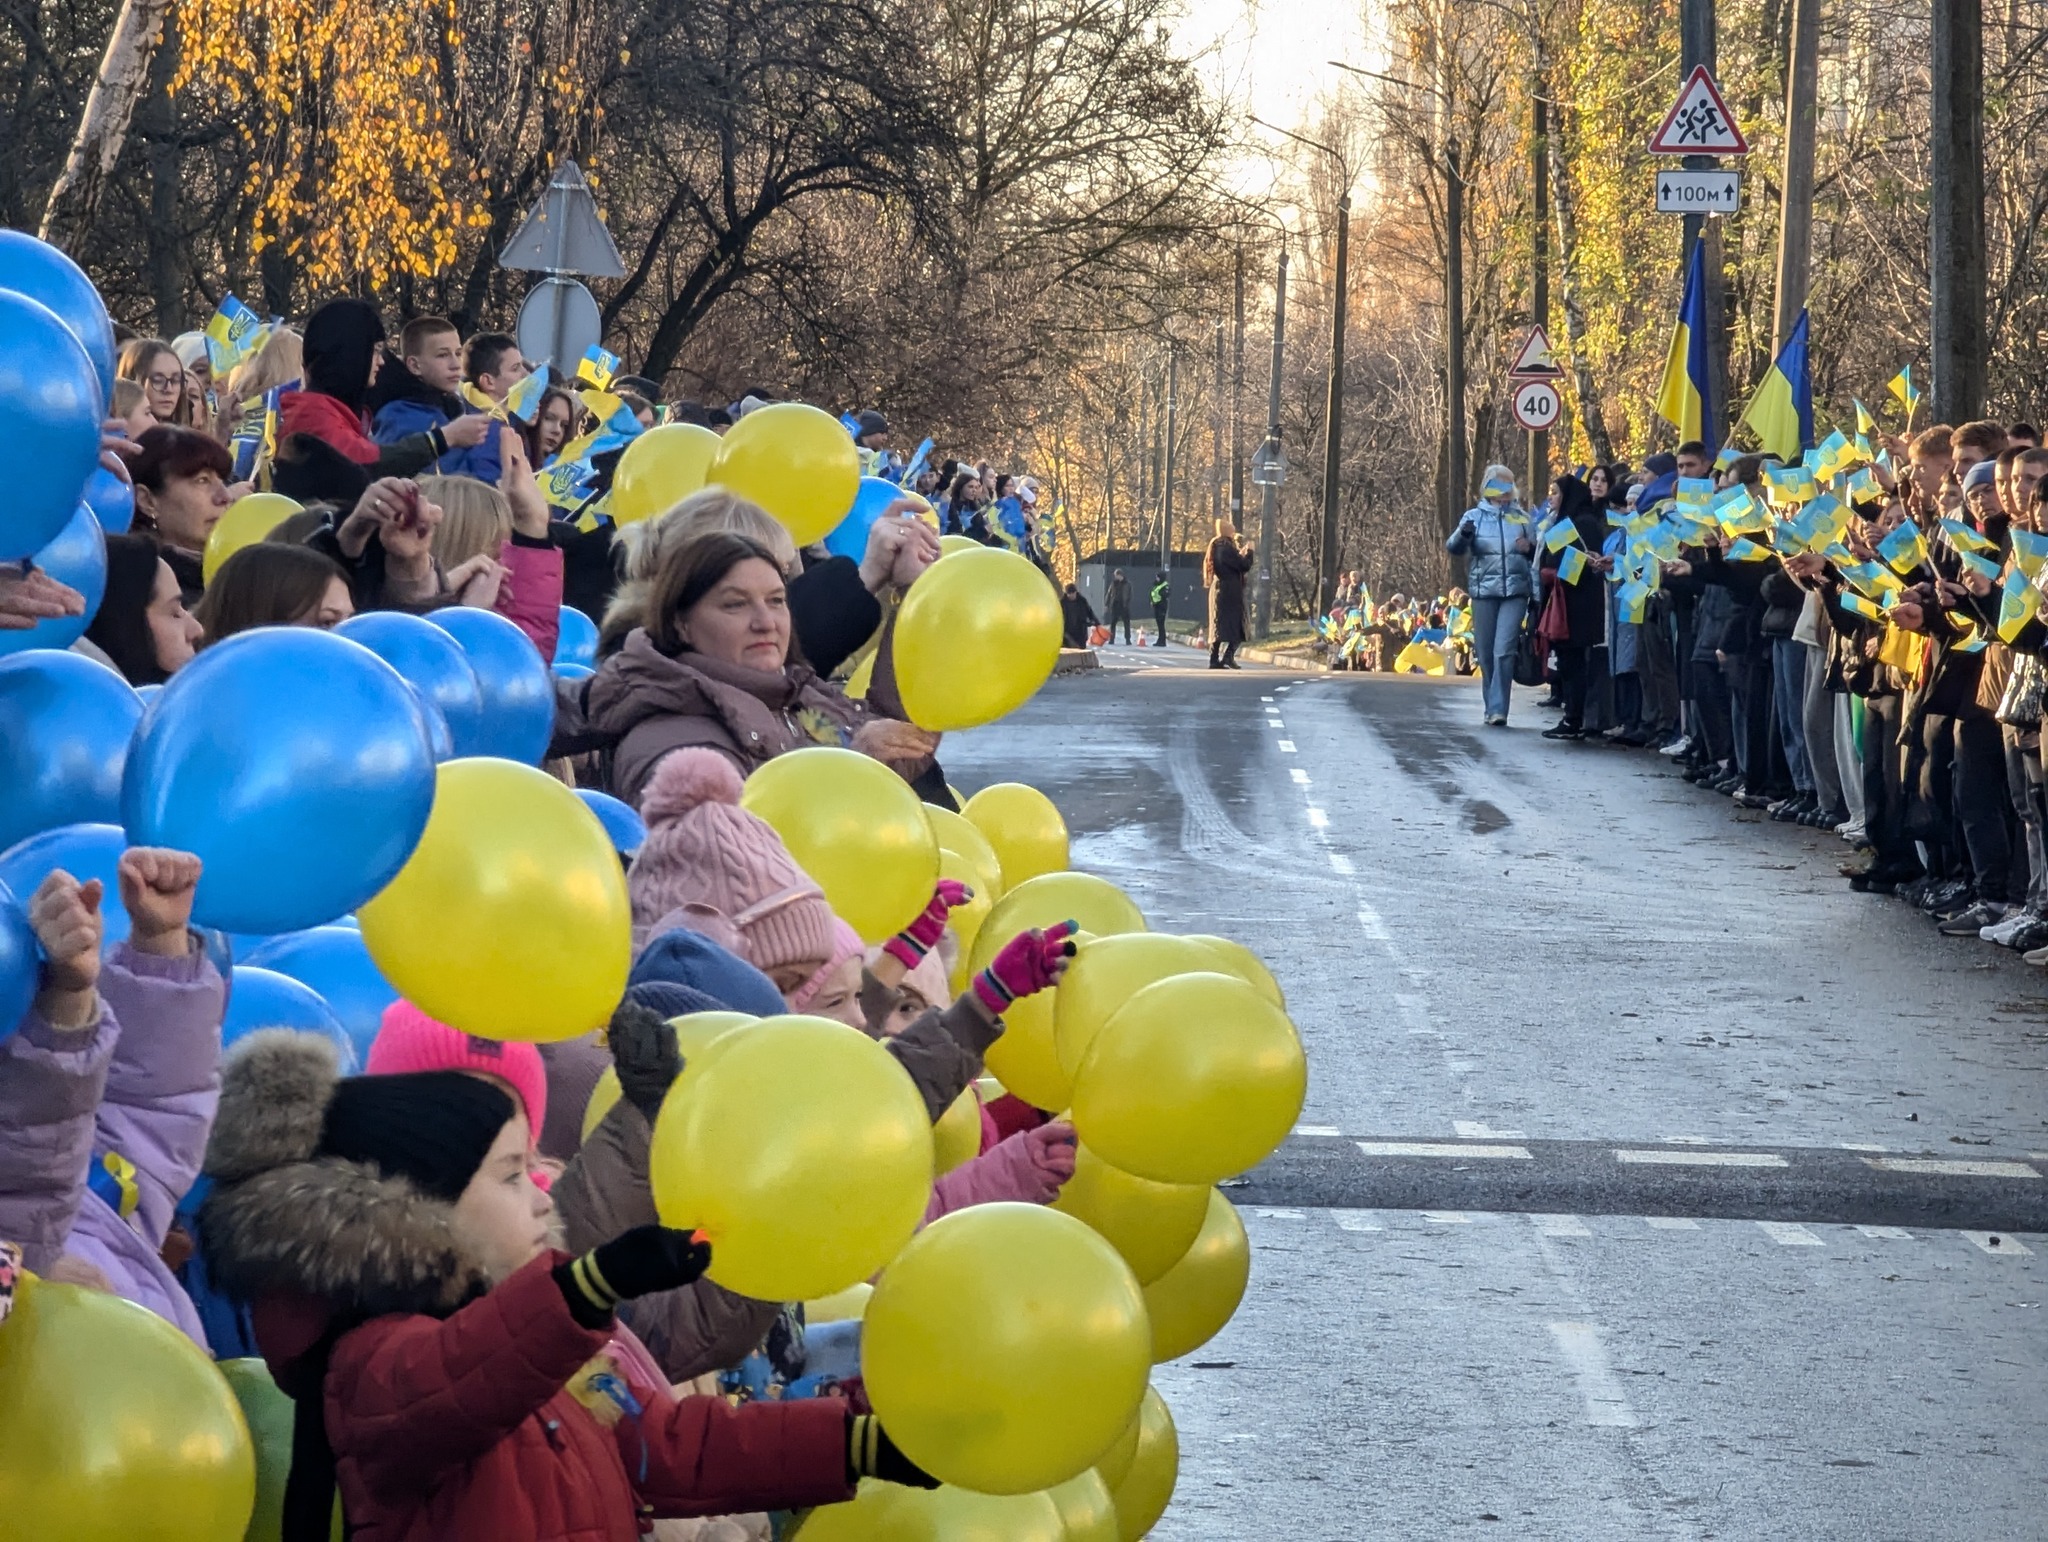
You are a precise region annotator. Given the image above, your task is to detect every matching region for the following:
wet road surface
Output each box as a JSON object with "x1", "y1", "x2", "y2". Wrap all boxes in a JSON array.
[{"x1": 944, "y1": 648, "x2": 2048, "y2": 1542}]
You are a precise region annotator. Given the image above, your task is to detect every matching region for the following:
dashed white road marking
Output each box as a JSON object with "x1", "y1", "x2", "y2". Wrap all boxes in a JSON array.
[
  {"x1": 1644, "y1": 1217, "x2": 1700, "y2": 1231},
  {"x1": 1331, "y1": 1210, "x2": 1382, "y2": 1232},
  {"x1": 1356, "y1": 1141, "x2": 1533, "y2": 1159},
  {"x1": 1855, "y1": 1225, "x2": 1912, "y2": 1240},
  {"x1": 1305, "y1": 807, "x2": 1329, "y2": 829},
  {"x1": 1863, "y1": 1157, "x2": 2041, "y2": 1179},
  {"x1": 1421, "y1": 1211, "x2": 1476, "y2": 1224},
  {"x1": 1246, "y1": 1206, "x2": 1305, "y2": 1221},
  {"x1": 1355, "y1": 906, "x2": 1390, "y2": 941},
  {"x1": 1547, "y1": 1323, "x2": 1639, "y2": 1429},
  {"x1": 1289, "y1": 768, "x2": 1311, "y2": 784},
  {"x1": 1292, "y1": 1124, "x2": 1342, "y2": 1137},
  {"x1": 1326, "y1": 853, "x2": 1355, "y2": 874},
  {"x1": 1757, "y1": 1221, "x2": 1824, "y2": 1247},
  {"x1": 1840, "y1": 1142, "x2": 1889, "y2": 1153},
  {"x1": 1660, "y1": 1135, "x2": 1713, "y2": 1145},
  {"x1": 1454, "y1": 1119, "x2": 1528, "y2": 1140},
  {"x1": 1614, "y1": 1149, "x2": 1789, "y2": 1168},
  {"x1": 1260, "y1": 695, "x2": 1275, "y2": 702},
  {"x1": 1532, "y1": 1214, "x2": 1591, "y2": 1238},
  {"x1": 1275, "y1": 739, "x2": 1297, "y2": 752},
  {"x1": 1963, "y1": 1232, "x2": 2033, "y2": 1256}
]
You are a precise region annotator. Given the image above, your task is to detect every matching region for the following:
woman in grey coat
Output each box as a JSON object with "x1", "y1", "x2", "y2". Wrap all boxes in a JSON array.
[{"x1": 1445, "y1": 463, "x2": 1537, "y2": 725}]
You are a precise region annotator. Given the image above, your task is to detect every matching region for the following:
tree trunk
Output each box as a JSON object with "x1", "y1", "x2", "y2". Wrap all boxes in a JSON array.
[
  {"x1": 141, "y1": 19, "x2": 184, "y2": 334},
  {"x1": 39, "y1": 0, "x2": 174, "y2": 251},
  {"x1": 1930, "y1": 0, "x2": 1987, "y2": 424},
  {"x1": 1546, "y1": 109, "x2": 1613, "y2": 465}
]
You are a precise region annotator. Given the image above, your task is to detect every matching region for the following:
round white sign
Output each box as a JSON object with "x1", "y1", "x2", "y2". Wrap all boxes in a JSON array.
[{"x1": 1511, "y1": 378, "x2": 1562, "y2": 431}]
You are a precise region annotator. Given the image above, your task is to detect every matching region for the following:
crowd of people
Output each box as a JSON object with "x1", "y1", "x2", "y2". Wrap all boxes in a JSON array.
[
  {"x1": 0, "y1": 277, "x2": 1206, "y2": 1538},
  {"x1": 1448, "y1": 423, "x2": 2048, "y2": 957},
  {"x1": 1316, "y1": 579, "x2": 1476, "y2": 677}
]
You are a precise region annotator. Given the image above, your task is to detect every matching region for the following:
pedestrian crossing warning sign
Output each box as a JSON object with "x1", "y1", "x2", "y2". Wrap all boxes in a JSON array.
[
  {"x1": 1648, "y1": 66, "x2": 1749, "y2": 156},
  {"x1": 1507, "y1": 325, "x2": 1563, "y2": 379}
]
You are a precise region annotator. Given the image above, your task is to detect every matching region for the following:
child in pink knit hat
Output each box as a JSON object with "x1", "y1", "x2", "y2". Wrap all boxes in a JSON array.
[
  {"x1": 785, "y1": 919, "x2": 866, "y2": 1025},
  {"x1": 366, "y1": 1001, "x2": 551, "y2": 1178}
]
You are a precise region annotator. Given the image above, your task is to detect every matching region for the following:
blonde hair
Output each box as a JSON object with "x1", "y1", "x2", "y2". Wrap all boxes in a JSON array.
[
  {"x1": 111, "y1": 379, "x2": 144, "y2": 418},
  {"x1": 421, "y1": 475, "x2": 512, "y2": 569},
  {"x1": 227, "y1": 326, "x2": 304, "y2": 401},
  {"x1": 603, "y1": 487, "x2": 797, "y2": 649}
]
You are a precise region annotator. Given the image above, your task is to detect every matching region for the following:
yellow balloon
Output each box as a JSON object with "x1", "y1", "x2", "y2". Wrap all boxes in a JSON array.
[
  {"x1": 706, "y1": 402, "x2": 860, "y2": 545},
  {"x1": 0, "y1": 1275, "x2": 255, "y2": 1541},
  {"x1": 804, "y1": 1282, "x2": 873, "y2": 1323},
  {"x1": 981, "y1": 990, "x2": 1070, "y2": 1112},
  {"x1": 649, "y1": 1016, "x2": 933, "y2": 1299},
  {"x1": 1050, "y1": 1142, "x2": 1209, "y2": 1286},
  {"x1": 894, "y1": 549, "x2": 1065, "y2": 730},
  {"x1": 610, "y1": 423, "x2": 721, "y2": 526},
  {"x1": 740, "y1": 746, "x2": 939, "y2": 943},
  {"x1": 969, "y1": 874, "x2": 1143, "y2": 977},
  {"x1": 1048, "y1": 1469, "x2": 1120, "y2": 1542},
  {"x1": 202, "y1": 492, "x2": 301, "y2": 584},
  {"x1": 939, "y1": 533, "x2": 982, "y2": 558},
  {"x1": 937, "y1": 849, "x2": 992, "y2": 996},
  {"x1": 1143, "y1": 1189, "x2": 1249, "y2": 1362},
  {"x1": 581, "y1": 1011, "x2": 756, "y2": 1142},
  {"x1": 1072, "y1": 973, "x2": 1305, "y2": 1185},
  {"x1": 1052, "y1": 933, "x2": 1227, "y2": 1081},
  {"x1": 797, "y1": 1481, "x2": 1064, "y2": 1541},
  {"x1": 934, "y1": 1084, "x2": 984, "y2": 1174},
  {"x1": 864, "y1": 1205, "x2": 1151, "y2": 1495},
  {"x1": 1107, "y1": 1388, "x2": 1178, "y2": 1540},
  {"x1": 924, "y1": 804, "x2": 1005, "y2": 897},
  {"x1": 962, "y1": 783, "x2": 1069, "y2": 886},
  {"x1": 1093, "y1": 1414, "x2": 1139, "y2": 1495},
  {"x1": 1182, "y1": 933, "x2": 1285, "y2": 1008},
  {"x1": 359, "y1": 760, "x2": 630, "y2": 1042}
]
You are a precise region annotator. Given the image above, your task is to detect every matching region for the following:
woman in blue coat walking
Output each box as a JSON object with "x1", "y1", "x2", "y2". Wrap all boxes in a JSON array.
[{"x1": 1445, "y1": 463, "x2": 1537, "y2": 725}]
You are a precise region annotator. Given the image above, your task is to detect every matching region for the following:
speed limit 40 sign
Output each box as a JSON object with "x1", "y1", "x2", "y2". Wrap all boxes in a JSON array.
[{"x1": 1511, "y1": 378, "x2": 1561, "y2": 431}]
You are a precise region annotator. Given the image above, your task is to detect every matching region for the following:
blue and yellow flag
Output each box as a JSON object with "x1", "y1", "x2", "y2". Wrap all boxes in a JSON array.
[
  {"x1": 204, "y1": 295, "x2": 267, "y2": 374},
  {"x1": 1938, "y1": 517, "x2": 1997, "y2": 556},
  {"x1": 1878, "y1": 521, "x2": 1929, "y2": 575},
  {"x1": 1675, "y1": 476, "x2": 1715, "y2": 508},
  {"x1": 1999, "y1": 574, "x2": 2043, "y2": 642},
  {"x1": 1956, "y1": 547, "x2": 2003, "y2": 585},
  {"x1": 1741, "y1": 309, "x2": 1813, "y2": 461},
  {"x1": 1854, "y1": 398, "x2": 1877, "y2": 438},
  {"x1": 578, "y1": 347, "x2": 620, "y2": 390},
  {"x1": 1655, "y1": 237, "x2": 1716, "y2": 451},
  {"x1": 2011, "y1": 529, "x2": 2048, "y2": 580},
  {"x1": 1557, "y1": 545, "x2": 1589, "y2": 585},
  {"x1": 504, "y1": 364, "x2": 551, "y2": 424},
  {"x1": 1840, "y1": 591, "x2": 1887, "y2": 623},
  {"x1": 1543, "y1": 518, "x2": 1580, "y2": 554},
  {"x1": 1725, "y1": 537, "x2": 1770, "y2": 562},
  {"x1": 1887, "y1": 364, "x2": 1921, "y2": 423}
]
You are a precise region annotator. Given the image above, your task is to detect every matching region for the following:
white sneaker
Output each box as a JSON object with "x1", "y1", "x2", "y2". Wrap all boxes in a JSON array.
[
  {"x1": 1982, "y1": 910, "x2": 2039, "y2": 945},
  {"x1": 1836, "y1": 820, "x2": 1867, "y2": 843},
  {"x1": 1657, "y1": 735, "x2": 1694, "y2": 757}
]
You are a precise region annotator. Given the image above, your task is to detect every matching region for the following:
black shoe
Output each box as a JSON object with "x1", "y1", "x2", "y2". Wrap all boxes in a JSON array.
[
  {"x1": 1542, "y1": 724, "x2": 1585, "y2": 741},
  {"x1": 1618, "y1": 729, "x2": 1652, "y2": 747},
  {"x1": 1225, "y1": 659, "x2": 1243, "y2": 669},
  {"x1": 1711, "y1": 775, "x2": 1742, "y2": 795},
  {"x1": 1921, "y1": 878, "x2": 1972, "y2": 912}
]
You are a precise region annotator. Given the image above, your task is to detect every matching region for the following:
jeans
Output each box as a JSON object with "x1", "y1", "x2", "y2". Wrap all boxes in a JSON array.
[
  {"x1": 1802, "y1": 645, "x2": 1842, "y2": 812},
  {"x1": 1639, "y1": 599, "x2": 1680, "y2": 735},
  {"x1": 1470, "y1": 595, "x2": 1527, "y2": 720},
  {"x1": 1693, "y1": 654, "x2": 1735, "y2": 764},
  {"x1": 1861, "y1": 693, "x2": 1916, "y2": 867},
  {"x1": 1771, "y1": 638, "x2": 1812, "y2": 794},
  {"x1": 1108, "y1": 605, "x2": 1132, "y2": 644}
]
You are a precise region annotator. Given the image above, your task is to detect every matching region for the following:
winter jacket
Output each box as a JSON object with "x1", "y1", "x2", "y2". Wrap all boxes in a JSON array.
[
  {"x1": 1758, "y1": 569, "x2": 1806, "y2": 639},
  {"x1": 0, "y1": 942, "x2": 223, "y2": 1344},
  {"x1": 555, "y1": 519, "x2": 625, "y2": 631},
  {"x1": 1205, "y1": 539, "x2": 1251, "y2": 644},
  {"x1": 278, "y1": 390, "x2": 436, "y2": 478},
  {"x1": 923, "y1": 1126, "x2": 1069, "y2": 1223},
  {"x1": 1061, "y1": 590, "x2": 1099, "y2": 647},
  {"x1": 1105, "y1": 574, "x2": 1132, "y2": 616},
  {"x1": 1445, "y1": 503, "x2": 1536, "y2": 599},
  {"x1": 788, "y1": 555, "x2": 884, "y2": 679},
  {"x1": 552, "y1": 632, "x2": 870, "y2": 804},
  {"x1": 367, "y1": 356, "x2": 503, "y2": 484},
  {"x1": 198, "y1": 1035, "x2": 857, "y2": 1542},
  {"x1": 498, "y1": 532, "x2": 566, "y2": 660}
]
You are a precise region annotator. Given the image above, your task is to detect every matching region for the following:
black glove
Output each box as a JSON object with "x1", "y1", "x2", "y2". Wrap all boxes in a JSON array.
[
  {"x1": 847, "y1": 1414, "x2": 939, "y2": 1489},
  {"x1": 609, "y1": 1000, "x2": 681, "y2": 1123},
  {"x1": 554, "y1": 1225, "x2": 712, "y2": 1328}
]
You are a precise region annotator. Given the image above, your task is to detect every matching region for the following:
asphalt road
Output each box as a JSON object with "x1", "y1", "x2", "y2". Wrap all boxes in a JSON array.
[{"x1": 943, "y1": 648, "x2": 2048, "y2": 1542}]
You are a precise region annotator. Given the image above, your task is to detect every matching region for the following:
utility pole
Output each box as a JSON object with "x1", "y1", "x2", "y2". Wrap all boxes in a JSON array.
[
  {"x1": 1231, "y1": 249, "x2": 1247, "y2": 522},
  {"x1": 1212, "y1": 319, "x2": 1226, "y2": 528},
  {"x1": 1679, "y1": 0, "x2": 1726, "y2": 442},
  {"x1": 1445, "y1": 139, "x2": 1467, "y2": 525},
  {"x1": 1161, "y1": 348, "x2": 1179, "y2": 571},
  {"x1": 1529, "y1": 88, "x2": 1551, "y2": 493},
  {"x1": 1771, "y1": 0, "x2": 1820, "y2": 348},
  {"x1": 1931, "y1": 0, "x2": 1987, "y2": 423},
  {"x1": 1256, "y1": 249, "x2": 1288, "y2": 638},
  {"x1": 1318, "y1": 192, "x2": 1349, "y2": 616}
]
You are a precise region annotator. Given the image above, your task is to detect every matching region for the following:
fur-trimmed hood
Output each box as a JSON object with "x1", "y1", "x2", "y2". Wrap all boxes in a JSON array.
[{"x1": 196, "y1": 1031, "x2": 489, "y2": 1324}]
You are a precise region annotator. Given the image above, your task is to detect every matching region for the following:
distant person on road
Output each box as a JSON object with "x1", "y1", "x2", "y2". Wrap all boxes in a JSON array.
[
  {"x1": 1150, "y1": 569, "x2": 1171, "y2": 646},
  {"x1": 1060, "y1": 582, "x2": 1098, "y2": 648},
  {"x1": 1446, "y1": 463, "x2": 1536, "y2": 726},
  {"x1": 1205, "y1": 518, "x2": 1253, "y2": 670},
  {"x1": 1105, "y1": 567, "x2": 1133, "y2": 644}
]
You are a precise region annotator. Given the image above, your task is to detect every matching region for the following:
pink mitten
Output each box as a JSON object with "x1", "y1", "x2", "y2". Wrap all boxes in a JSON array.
[
  {"x1": 883, "y1": 879, "x2": 973, "y2": 969},
  {"x1": 924, "y1": 1122, "x2": 1078, "y2": 1222},
  {"x1": 970, "y1": 921, "x2": 1078, "y2": 1017}
]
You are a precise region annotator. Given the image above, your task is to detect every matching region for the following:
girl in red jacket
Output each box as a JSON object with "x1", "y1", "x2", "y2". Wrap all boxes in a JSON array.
[{"x1": 197, "y1": 1031, "x2": 933, "y2": 1541}]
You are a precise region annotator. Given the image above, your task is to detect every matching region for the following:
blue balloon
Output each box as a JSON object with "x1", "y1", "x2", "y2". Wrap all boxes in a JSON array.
[
  {"x1": 0, "y1": 649, "x2": 141, "y2": 851},
  {"x1": 822, "y1": 476, "x2": 916, "y2": 562},
  {"x1": 0, "y1": 503, "x2": 107, "y2": 658},
  {"x1": 120, "y1": 628, "x2": 438, "y2": 935},
  {"x1": 84, "y1": 464, "x2": 134, "y2": 535},
  {"x1": 428, "y1": 606, "x2": 554, "y2": 764},
  {"x1": 0, "y1": 883, "x2": 35, "y2": 1045},
  {"x1": 554, "y1": 605, "x2": 599, "y2": 669},
  {"x1": 335, "y1": 609, "x2": 487, "y2": 758},
  {"x1": 0, "y1": 289, "x2": 104, "y2": 562},
  {"x1": 243, "y1": 926, "x2": 397, "y2": 1061},
  {"x1": 222, "y1": 964, "x2": 358, "y2": 1072},
  {"x1": 0, "y1": 230, "x2": 116, "y2": 408},
  {"x1": 576, "y1": 788, "x2": 647, "y2": 856},
  {"x1": 135, "y1": 683, "x2": 161, "y2": 705},
  {"x1": 0, "y1": 822, "x2": 131, "y2": 948},
  {"x1": 553, "y1": 661, "x2": 594, "y2": 681}
]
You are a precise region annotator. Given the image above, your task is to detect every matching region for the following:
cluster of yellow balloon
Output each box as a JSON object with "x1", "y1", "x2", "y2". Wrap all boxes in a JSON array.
[
  {"x1": 202, "y1": 491, "x2": 301, "y2": 584},
  {"x1": 705, "y1": 403, "x2": 860, "y2": 546},
  {"x1": 580, "y1": 1010, "x2": 756, "y2": 1142},
  {"x1": 894, "y1": 548, "x2": 1065, "y2": 732},
  {"x1": 358, "y1": 760, "x2": 631, "y2": 1042}
]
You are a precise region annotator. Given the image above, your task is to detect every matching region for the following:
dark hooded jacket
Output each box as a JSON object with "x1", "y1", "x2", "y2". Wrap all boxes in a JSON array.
[
  {"x1": 275, "y1": 300, "x2": 439, "y2": 482},
  {"x1": 1544, "y1": 474, "x2": 1609, "y2": 643}
]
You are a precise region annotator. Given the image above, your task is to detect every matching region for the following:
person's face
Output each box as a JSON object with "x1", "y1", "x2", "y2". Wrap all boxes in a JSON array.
[
  {"x1": 1996, "y1": 464, "x2": 2014, "y2": 515},
  {"x1": 294, "y1": 575, "x2": 355, "y2": 629},
  {"x1": 803, "y1": 955, "x2": 864, "y2": 1028},
  {"x1": 408, "y1": 330, "x2": 464, "y2": 394},
  {"x1": 536, "y1": 397, "x2": 573, "y2": 457},
  {"x1": 478, "y1": 349, "x2": 530, "y2": 403},
  {"x1": 866, "y1": 430, "x2": 891, "y2": 451},
  {"x1": 367, "y1": 340, "x2": 387, "y2": 389},
  {"x1": 450, "y1": 1111, "x2": 554, "y2": 1283},
  {"x1": 120, "y1": 396, "x2": 155, "y2": 439},
  {"x1": 1967, "y1": 482, "x2": 2002, "y2": 521},
  {"x1": 1676, "y1": 451, "x2": 1709, "y2": 480},
  {"x1": 882, "y1": 980, "x2": 933, "y2": 1037},
  {"x1": 140, "y1": 353, "x2": 183, "y2": 421},
  {"x1": 138, "y1": 465, "x2": 233, "y2": 553},
  {"x1": 678, "y1": 556, "x2": 789, "y2": 671},
  {"x1": 146, "y1": 560, "x2": 202, "y2": 674},
  {"x1": 1910, "y1": 452, "x2": 1951, "y2": 498},
  {"x1": 1954, "y1": 444, "x2": 1989, "y2": 474},
  {"x1": 633, "y1": 404, "x2": 657, "y2": 431},
  {"x1": 1588, "y1": 468, "x2": 1609, "y2": 499},
  {"x1": 2016, "y1": 459, "x2": 2047, "y2": 512}
]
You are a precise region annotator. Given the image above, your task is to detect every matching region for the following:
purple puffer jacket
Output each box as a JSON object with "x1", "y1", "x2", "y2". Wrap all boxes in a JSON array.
[{"x1": 0, "y1": 943, "x2": 223, "y2": 1344}]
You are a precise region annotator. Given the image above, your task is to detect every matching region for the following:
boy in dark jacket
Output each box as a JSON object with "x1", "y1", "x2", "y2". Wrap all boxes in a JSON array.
[{"x1": 369, "y1": 317, "x2": 499, "y2": 483}]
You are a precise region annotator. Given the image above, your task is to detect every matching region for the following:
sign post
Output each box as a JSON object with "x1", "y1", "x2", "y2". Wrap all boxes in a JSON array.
[{"x1": 499, "y1": 162, "x2": 627, "y2": 375}]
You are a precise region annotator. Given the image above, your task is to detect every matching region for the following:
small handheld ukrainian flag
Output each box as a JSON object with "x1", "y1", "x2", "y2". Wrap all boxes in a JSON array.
[
  {"x1": 2011, "y1": 528, "x2": 2048, "y2": 580},
  {"x1": 1557, "y1": 545, "x2": 1589, "y2": 585},
  {"x1": 1939, "y1": 516, "x2": 1997, "y2": 556},
  {"x1": 1887, "y1": 364, "x2": 1921, "y2": 425},
  {"x1": 578, "y1": 347, "x2": 620, "y2": 390},
  {"x1": 1741, "y1": 310, "x2": 1813, "y2": 462},
  {"x1": 1543, "y1": 518, "x2": 1580, "y2": 554},
  {"x1": 1840, "y1": 591, "x2": 1887, "y2": 623},
  {"x1": 1999, "y1": 574, "x2": 2043, "y2": 642},
  {"x1": 1878, "y1": 521, "x2": 1930, "y2": 575},
  {"x1": 204, "y1": 295, "x2": 267, "y2": 375},
  {"x1": 504, "y1": 365, "x2": 551, "y2": 424},
  {"x1": 1655, "y1": 237, "x2": 1716, "y2": 452}
]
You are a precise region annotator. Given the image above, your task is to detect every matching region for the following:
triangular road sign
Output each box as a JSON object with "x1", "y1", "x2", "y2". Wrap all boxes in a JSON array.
[
  {"x1": 498, "y1": 161, "x2": 627, "y2": 278},
  {"x1": 1648, "y1": 66, "x2": 1750, "y2": 156},
  {"x1": 1507, "y1": 325, "x2": 1563, "y2": 379}
]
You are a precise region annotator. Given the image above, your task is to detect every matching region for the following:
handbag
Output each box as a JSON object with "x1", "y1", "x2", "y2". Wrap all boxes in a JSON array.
[
  {"x1": 1511, "y1": 600, "x2": 1548, "y2": 687},
  {"x1": 1998, "y1": 652, "x2": 2047, "y2": 729}
]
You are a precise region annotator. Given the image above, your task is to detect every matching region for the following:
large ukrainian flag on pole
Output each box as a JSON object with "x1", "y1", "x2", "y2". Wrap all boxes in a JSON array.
[
  {"x1": 1654, "y1": 237, "x2": 1716, "y2": 453},
  {"x1": 1741, "y1": 309, "x2": 1815, "y2": 461}
]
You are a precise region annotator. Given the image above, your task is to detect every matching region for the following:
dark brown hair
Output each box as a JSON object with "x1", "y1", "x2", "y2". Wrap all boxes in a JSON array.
[
  {"x1": 647, "y1": 531, "x2": 786, "y2": 655},
  {"x1": 194, "y1": 543, "x2": 348, "y2": 643},
  {"x1": 130, "y1": 424, "x2": 232, "y2": 492},
  {"x1": 85, "y1": 534, "x2": 178, "y2": 686}
]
